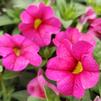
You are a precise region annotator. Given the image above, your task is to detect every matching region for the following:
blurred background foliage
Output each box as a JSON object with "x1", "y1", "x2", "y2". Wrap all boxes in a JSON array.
[{"x1": 0, "y1": 0, "x2": 101, "y2": 101}]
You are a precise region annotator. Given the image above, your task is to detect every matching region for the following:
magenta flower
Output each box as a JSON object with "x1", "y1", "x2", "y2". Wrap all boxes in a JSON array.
[
  {"x1": 27, "y1": 69, "x2": 59, "y2": 99},
  {"x1": 0, "y1": 34, "x2": 42, "y2": 71},
  {"x1": 54, "y1": 27, "x2": 96, "y2": 47},
  {"x1": 79, "y1": 6, "x2": 96, "y2": 24},
  {"x1": 46, "y1": 28, "x2": 99, "y2": 98},
  {"x1": 19, "y1": 3, "x2": 61, "y2": 47},
  {"x1": 90, "y1": 18, "x2": 101, "y2": 39}
]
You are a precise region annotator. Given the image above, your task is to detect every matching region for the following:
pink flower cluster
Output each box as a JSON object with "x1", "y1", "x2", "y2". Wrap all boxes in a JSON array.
[{"x1": 0, "y1": 2, "x2": 100, "y2": 100}]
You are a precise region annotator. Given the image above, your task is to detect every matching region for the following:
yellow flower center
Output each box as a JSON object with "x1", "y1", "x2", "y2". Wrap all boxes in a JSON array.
[
  {"x1": 13, "y1": 47, "x2": 21, "y2": 56},
  {"x1": 34, "y1": 19, "x2": 42, "y2": 29},
  {"x1": 72, "y1": 62, "x2": 83, "y2": 74}
]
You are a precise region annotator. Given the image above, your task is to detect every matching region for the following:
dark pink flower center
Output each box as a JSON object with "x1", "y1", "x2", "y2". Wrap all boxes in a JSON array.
[
  {"x1": 72, "y1": 62, "x2": 83, "y2": 74},
  {"x1": 34, "y1": 18, "x2": 42, "y2": 29}
]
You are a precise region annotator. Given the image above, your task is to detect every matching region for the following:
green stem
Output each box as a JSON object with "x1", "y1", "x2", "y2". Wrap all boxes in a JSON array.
[{"x1": 1, "y1": 80, "x2": 7, "y2": 101}]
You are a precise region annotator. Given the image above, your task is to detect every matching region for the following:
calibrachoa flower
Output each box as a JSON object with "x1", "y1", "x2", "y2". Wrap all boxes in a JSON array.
[
  {"x1": 90, "y1": 18, "x2": 101, "y2": 39},
  {"x1": 0, "y1": 34, "x2": 42, "y2": 71},
  {"x1": 19, "y1": 3, "x2": 61, "y2": 47},
  {"x1": 94, "y1": 96, "x2": 101, "y2": 101},
  {"x1": 46, "y1": 28, "x2": 99, "y2": 98},
  {"x1": 27, "y1": 69, "x2": 59, "y2": 99},
  {"x1": 79, "y1": 6, "x2": 96, "y2": 24},
  {"x1": 53, "y1": 27, "x2": 96, "y2": 47}
]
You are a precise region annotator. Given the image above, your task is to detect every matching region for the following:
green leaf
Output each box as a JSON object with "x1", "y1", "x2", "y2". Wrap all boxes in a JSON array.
[
  {"x1": 19, "y1": 71, "x2": 35, "y2": 87},
  {"x1": 0, "y1": 30, "x2": 3, "y2": 35},
  {"x1": 66, "y1": 96, "x2": 79, "y2": 101},
  {"x1": 12, "y1": 27, "x2": 20, "y2": 34},
  {"x1": 39, "y1": 46, "x2": 56, "y2": 59},
  {"x1": 11, "y1": 0, "x2": 34, "y2": 8},
  {"x1": 27, "y1": 96, "x2": 45, "y2": 101},
  {"x1": 2, "y1": 71, "x2": 20, "y2": 80},
  {"x1": 44, "y1": 86, "x2": 60, "y2": 101},
  {"x1": 99, "y1": 73, "x2": 101, "y2": 96},
  {"x1": 0, "y1": 15, "x2": 14, "y2": 26},
  {"x1": 94, "y1": 40, "x2": 101, "y2": 68},
  {"x1": 6, "y1": 8, "x2": 21, "y2": 23},
  {"x1": 12, "y1": 90, "x2": 28, "y2": 101},
  {"x1": 82, "y1": 90, "x2": 91, "y2": 101},
  {"x1": 0, "y1": 65, "x2": 3, "y2": 72}
]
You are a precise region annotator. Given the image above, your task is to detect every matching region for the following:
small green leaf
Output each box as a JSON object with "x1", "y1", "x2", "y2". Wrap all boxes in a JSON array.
[
  {"x1": 12, "y1": 90, "x2": 28, "y2": 101},
  {"x1": 82, "y1": 90, "x2": 91, "y2": 101},
  {"x1": 27, "y1": 96, "x2": 45, "y2": 101},
  {"x1": 94, "y1": 40, "x2": 101, "y2": 68},
  {"x1": 12, "y1": 27, "x2": 20, "y2": 34},
  {"x1": 0, "y1": 15, "x2": 14, "y2": 26},
  {"x1": 0, "y1": 30, "x2": 3, "y2": 35},
  {"x1": 99, "y1": 73, "x2": 101, "y2": 96},
  {"x1": 66, "y1": 96, "x2": 79, "y2": 101},
  {"x1": 11, "y1": 0, "x2": 34, "y2": 8},
  {"x1": 39, "y1": 46, "x2": 56, "y2": 59},
  {"x1": 2, "y1": 71, "x2": 20, "y2": 80},
  {"x1": 44, "y1": 86, "x2": 60, "y2": 101},
  {"x1": 0, "y1": 65, "x2": 3, "y2": 72}
]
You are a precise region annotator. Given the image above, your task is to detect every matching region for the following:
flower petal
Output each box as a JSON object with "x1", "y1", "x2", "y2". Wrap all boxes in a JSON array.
[
  {"x1": 26, "y1": 5, "x2": 38, "y2": 17},
  {"x1": 13, "y1": 56, "x2": 29, "y2": 71},
  {"x1": 24, "y1": 52, "x2": 42, "y2": 67},
  {"x1": 20, "y1": 11, "x2": 33, "y2": 23},
  {"x1": 40, "y1": 17, "x2": 61, "y2": 34},
  {"x1": 19, "y1": 23, "x2": 32, "y2": 32},
  {"x1": 80, "y1": 71, "x2": 99, "y2": 89},
  {"x1": 12, "y1": 35, "x2": 26, "y2": 46},
  {"x1": 2, "y1": 53, "x2": 16, "y2": 70},
  {"x1": 46, "y1": 57, "x2": 74, "y2": 81},
  {"x1": 27, "y1": 77, "x2": 45, "y2": 99},
  {"x1": 72, "y1": 41, "x2": 93, "y2": 60},
  {"x1": 73, "y1": 76, "x2": 85, "y2": 98},
  {"x1": 0, "y1": 47, "x2": 12, "y2": 57},
  {"x1": 39, "y1": 3, "x2": 54, "y2": 19},
  {"x1": 0, "y1": 34, "x2": 14, "y2": 47},
  {"x1": 82, "y1": 55, "x2": 99, "y2": 72},
  {"x1": 57, "y1": 74, "x2": 74, "y2": 96}
]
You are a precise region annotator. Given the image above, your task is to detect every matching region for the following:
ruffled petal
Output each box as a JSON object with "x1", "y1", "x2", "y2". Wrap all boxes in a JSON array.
[
  {"x1": 19, "y1": 23, "x2": 33, "y2": 32},
  {"x1": 40, "y1": 17, "x2": 61, "y2": 34},
  {"x1": 12, "y1": 35, "x2": 26, "y2": 46},
  {"x1": 2, "y1": 53, "x2": 16, "y2": 70},
  {"x1": 24, "y1": 51, "x2": 42, "y2": 67},
  {"x1": 20, "y1": 11, "x2": 33, "y2": 23},
  {"x1": 72, "y1": 41, "x2": 93, "y2": 60},
  {"x1": 80, "y1": 71, "x2": 99, "y2": 89},
  {"x1": 82, "y1": 55, "x2": 99, "y2": 72},
  {"x1": 27, "y1": 77, "x2": 45, "y2": 99},
  {"x1": 73, "y1": 76, "x2": 85, "y2": 98},
  {"x1": 0, "y1": 34, "x2": 14, "y2": 47},
  {"x1": 39, "y1": 3, "x2": 54, "y2": 19},
  {"x1": 0, "y1": 47, "x2": 13, "y2": 57},
  {"x1": 13, "y1": 56, "x2": 29, "y2": 71},
  {"x1": 57, "y1": 74, "x2": 74, "y2": 96},
  {"x1": 46, "y1": 57, "x2": 75, "y2": 81}
]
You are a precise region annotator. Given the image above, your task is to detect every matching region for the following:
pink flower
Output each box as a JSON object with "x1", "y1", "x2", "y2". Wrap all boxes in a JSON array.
[
  {"x1": 94, "y1": 96, "x2": 101, "y2": 101},
  {"x1": 90, "y1": 18, "x2": 101, "y2": 39},
  {"x1": 0, "y1": 34, "x2": 42, "y2": 71},
  {"x1": 46, "y1": 28, "x2": 99, "y2": 98},
  {"x1": 19, "y1": 3, "x2": 61, "y2": 47},
  {"x1": 54, "y1": 27, "x2": 96, "y2": 47},
  {"x1": 79, "y1": 6, "x2": 96, "y2": 24},
  {"x1": 27, "y1": 69, "x2": 59, "y2": 99}
]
